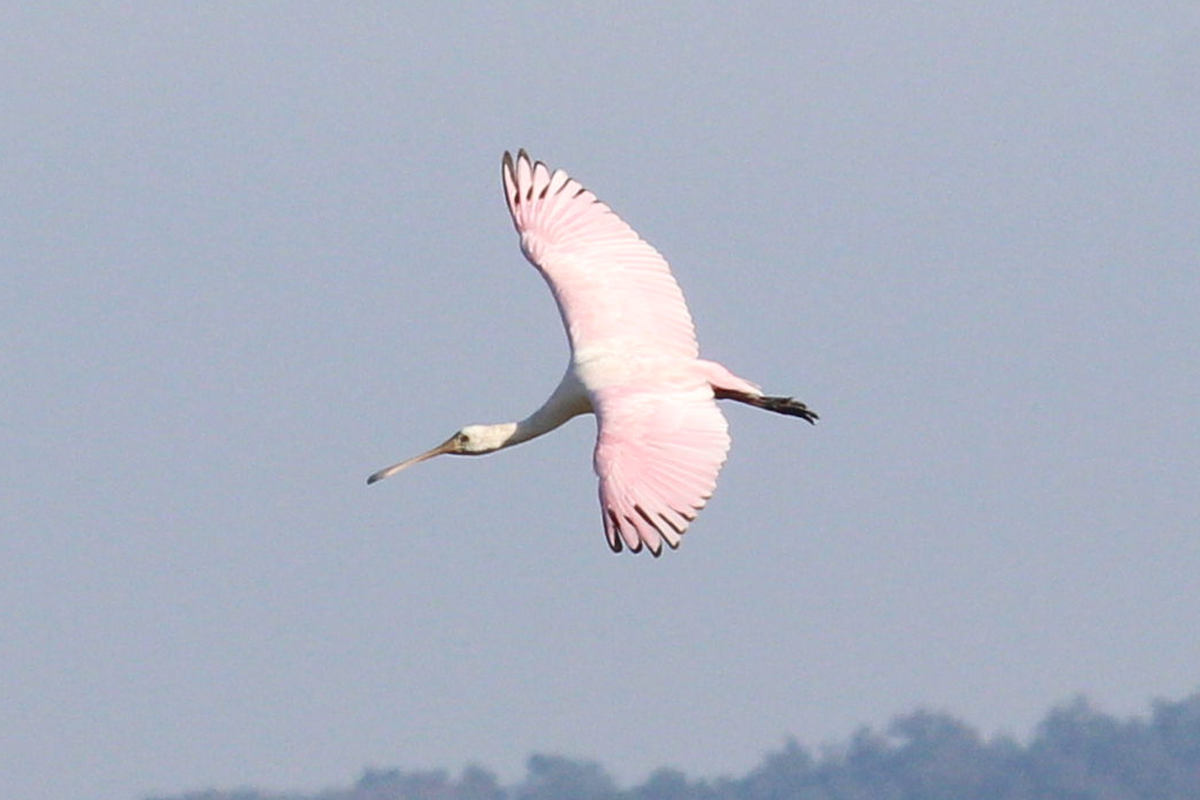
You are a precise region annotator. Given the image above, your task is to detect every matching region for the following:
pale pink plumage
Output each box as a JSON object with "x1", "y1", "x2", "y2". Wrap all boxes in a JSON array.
[
  {"x1": 502, "y1": 151, "x2": 762, "y2": 554},
  {"x1": 368, "y1": 150, "x2": 815, "y2": 556}
]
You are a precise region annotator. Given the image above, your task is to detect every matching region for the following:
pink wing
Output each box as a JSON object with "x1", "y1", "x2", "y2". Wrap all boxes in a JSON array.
[
  {"x1": 502, "y1": 150, "x2": 735, "y2": 554},
  {"x1": 501, "y1": 150, "x2": 698, "y2": 359},
  {"x1": 591, "y1": 378, "x2": 732, "y2": 555}
]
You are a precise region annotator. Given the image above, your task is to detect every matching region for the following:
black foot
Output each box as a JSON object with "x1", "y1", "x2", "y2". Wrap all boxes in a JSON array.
[
  {"x1": 758, "y1": 395, "x2": 819, "y2": 423},
  {"x1": 715, "y1": 390, "x2": 819, "y2": 424}
]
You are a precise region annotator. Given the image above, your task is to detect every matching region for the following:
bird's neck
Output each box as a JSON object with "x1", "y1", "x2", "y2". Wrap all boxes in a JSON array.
[
  {"x1": 470, "y1": 416, "x2": 553, "y2": 454},
  {"x1": 502, "y1": 367, "x2": 592, "y2": 449},
  {"x1": 503, "y1": 402, "x2": 575, "y2": 449}
]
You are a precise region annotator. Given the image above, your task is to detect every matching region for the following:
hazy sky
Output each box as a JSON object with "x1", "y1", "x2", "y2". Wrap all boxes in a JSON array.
[{"x1": 3, "y1": 4, "x2": 1199, "y2": 800}]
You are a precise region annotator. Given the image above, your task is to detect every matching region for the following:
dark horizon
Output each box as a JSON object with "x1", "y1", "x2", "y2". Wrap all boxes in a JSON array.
[{"x1": 146, "y1": 691, "x2": 1200, "y2": 800}]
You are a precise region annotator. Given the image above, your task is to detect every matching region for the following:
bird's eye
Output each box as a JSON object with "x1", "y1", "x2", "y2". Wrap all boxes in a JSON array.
[{"x1": 457, "y1": 432, "x2": 470, "y2": 445}]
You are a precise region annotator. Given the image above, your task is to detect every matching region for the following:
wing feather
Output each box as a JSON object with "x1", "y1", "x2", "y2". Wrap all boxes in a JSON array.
[
  {"x1": 592, "y1": 380, "x2": 731, "y2": 556},
  {"x1": 501, "y1": 150, "x2": 699, "y2": 360}
]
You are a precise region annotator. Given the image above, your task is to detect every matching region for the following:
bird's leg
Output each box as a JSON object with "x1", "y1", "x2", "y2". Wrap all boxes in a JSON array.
[{"x1": 715, "y1": 389, "x2": 819, "y2": 424}]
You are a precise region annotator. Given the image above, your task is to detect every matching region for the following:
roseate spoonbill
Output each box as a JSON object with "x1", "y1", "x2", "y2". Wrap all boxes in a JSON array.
[{"x1": 369, "y1": 150, "x2": 816, "y2": 555}]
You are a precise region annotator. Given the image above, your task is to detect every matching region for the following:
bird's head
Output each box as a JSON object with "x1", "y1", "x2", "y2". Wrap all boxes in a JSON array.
[{"x1": 367, "y1": 423, "x2": 516, "y2": 484}]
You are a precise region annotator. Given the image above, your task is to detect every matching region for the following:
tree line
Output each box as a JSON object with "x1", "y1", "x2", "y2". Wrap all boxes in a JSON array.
[{"x1": 147, "y1": 692, "x2": 1200, "y2": 800}]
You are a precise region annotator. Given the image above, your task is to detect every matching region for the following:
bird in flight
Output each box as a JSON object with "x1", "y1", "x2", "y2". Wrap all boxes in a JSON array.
[{"x1": 369, "y1": 150, "x2": 816, "y2": 555}]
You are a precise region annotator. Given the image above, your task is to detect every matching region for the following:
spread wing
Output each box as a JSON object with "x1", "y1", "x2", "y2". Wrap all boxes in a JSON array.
[
  {"x1": 592, "y1": 379, "x2": 731, "y2": 555},
  {"x1": 501, "y1": 150, "x2": 699, "y2": 360}
]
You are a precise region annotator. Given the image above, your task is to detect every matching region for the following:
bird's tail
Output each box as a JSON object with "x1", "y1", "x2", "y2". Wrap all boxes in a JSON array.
[{"x1": 715, "y1": 390, "x2": 818, "y2": 424}]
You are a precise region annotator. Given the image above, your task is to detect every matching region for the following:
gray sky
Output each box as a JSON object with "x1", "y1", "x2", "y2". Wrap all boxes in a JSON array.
[{"x1": 3, "y1": 4, "x2": 1199, "y2": 800}]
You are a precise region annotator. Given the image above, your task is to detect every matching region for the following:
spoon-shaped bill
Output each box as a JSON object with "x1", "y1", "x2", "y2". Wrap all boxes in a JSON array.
[{"x1": 367, "y1": 436, "x2": 459, "y2": 485}]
